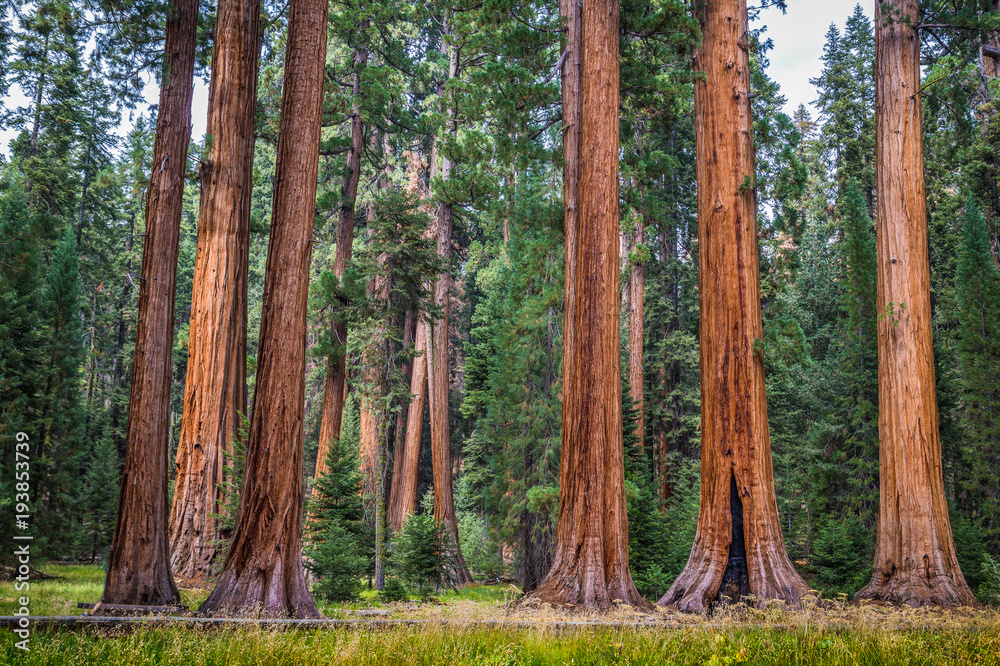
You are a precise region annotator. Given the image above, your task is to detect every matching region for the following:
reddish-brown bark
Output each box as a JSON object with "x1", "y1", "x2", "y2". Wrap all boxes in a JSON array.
[
  {"x1": 524, "y1": 0, "x2": 647, "y2": 609},
  {"x1": 199, "y1": 0, "x2": 327, "y2": 617},
  {"x1": 313, "y1": 46, "x2": 368, "y2": 487},
  {"x1": 101, "y1": 0, "x2": 197, "y2": 607},
  {"x1": 628, "y1": 203, "x2": 644, "y2": 452},
  {"x1": 854, "y1": 0, "x2": 977, "y2": 607},
  {"x1": 387, "y1": 310, "x2": 416, "y2": 529},
  {"x1": 426, "y1": 16, "x2": 472, "y2": 585},
  {"x1": 389, "y1": 315, "x2": 428, "y2": 532},
  {"x1": 168, "y1": 0, "x2": 261, "y2": 582},
  {"x1": 657, "y1": 0, "x2": 808, "y2": 613},
  {"x1": 984, "y1": 1, "x2": 1000, "y2": 79}
]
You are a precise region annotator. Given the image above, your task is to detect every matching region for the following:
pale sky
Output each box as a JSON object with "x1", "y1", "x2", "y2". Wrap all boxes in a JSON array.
[
  {"x1": 0, "y1": 1, "x2": 870, "y2": 157},
  {"x1": 760, "y1": 1, "x2": 872, "y2": 117}
]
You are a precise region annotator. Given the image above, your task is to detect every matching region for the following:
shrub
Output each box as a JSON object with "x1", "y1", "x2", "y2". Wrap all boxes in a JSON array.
[{"x1": 392, "y1": 513, "x2": 452, "y2": 594}]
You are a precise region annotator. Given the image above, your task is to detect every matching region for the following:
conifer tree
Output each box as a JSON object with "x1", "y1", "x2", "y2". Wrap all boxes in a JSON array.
[
  {"x1": 857, "y1": 0, "x2": 975, "y2": 606},
  {"x1": 200, "y1": 0, "x2": 328, "y2": 616},
  {"x1": 956, "y1": 201, "x2": 1000, "y2": 555}
]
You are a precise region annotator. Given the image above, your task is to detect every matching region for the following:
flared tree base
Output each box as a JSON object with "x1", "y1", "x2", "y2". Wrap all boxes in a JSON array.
[
  {"x1": 200, "y1": 559, "x2": 319, "y2": 618},
  {"x1": 102, "y1": 567, "x2": 180, "y2": 608},
  {"x1": 521, "y1": 538, "x2": 653, "y2": 610},
  {"x1": 854, "y1": 567, "x2": 978, "y2": 607}
]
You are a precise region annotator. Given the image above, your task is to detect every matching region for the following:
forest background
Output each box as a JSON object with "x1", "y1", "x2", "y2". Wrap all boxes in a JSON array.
[{"x1": 1, "y1": 0, "x2": 999, "y2": 606}]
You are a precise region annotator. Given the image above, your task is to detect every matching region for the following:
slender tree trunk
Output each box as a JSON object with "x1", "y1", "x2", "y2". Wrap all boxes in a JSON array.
[
  {"x1": 313, "y1": 46, "x2": 368, "y2": 487},
  {"x1": 427, "y1": 14, "x2": 472, "y2": 585},
  {"x1": 981, "y1": 1, "x2": 1000, "y2": 265},
  {"x1": 657, "y1": 0, "x2": 808, "y2": 613},
  {"x1": 101, "y1": 0, "x2": 197, "y2": 607},
  {"x1": 199, "y1": 0, "x2": 327, "y2": 617},
  {"x1": 389, "y1": 315, "x2": 428, "y2": 532},
  {"x1": 629, "y1": 181, "x2": 645, "y2": 453},
  {"x1": 387, "y1": 310, "x2": 416, "y2": 528},
  {"x1": 168, "y1": 0, "x2": 261, "y2": 583},
  {"x1": 109, "y1": 216, "x2": 135, "y2": 452},
  {"x1": 388, "y1": 155, "x2": 434, "y2": 533},
  {"x1": 524, "y1": 0, "x2": 647, "y2": 609},
  {"x1": 854, "y1": 0, "x2": 977, "y2": 607}
]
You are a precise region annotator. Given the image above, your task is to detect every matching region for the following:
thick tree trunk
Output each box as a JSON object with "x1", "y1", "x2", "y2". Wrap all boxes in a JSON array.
[
  {"x1": 388, "y1": 315, "x2": 428, "y2": 532},
  {"x1": 199, "y1": 0, "x2": 327, "y2": 617},
  {"x1": 313, "y1": 47, "x2": 368, "y2": 487},
  {"x1": 168, "y1": 0, "x2": 261, "y2": 582},
  {"x1": 524, "y1": 0, "x2": 647, "y2": 610},
  {"x1": 854, "y1": 0, "x2": 976, "y2": 607},
  {"x1": 657, "y1": 0, "x2": 808, "y2": 613},
  {"x1": 427, "y1": 16, "x2": 473, "y2": 586},
  {"x1": 101, "y1": 0, "x2": 197, "y2": 607}
]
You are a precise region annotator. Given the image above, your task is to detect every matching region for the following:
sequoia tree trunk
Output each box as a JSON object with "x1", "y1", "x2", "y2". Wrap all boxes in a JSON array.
[
  {"x1": 101, "y1": 0, "x2": 197, "y2": 606},
  {"x1": 629, "y1": 191, "x2": 645, "y2": 452},
  {"x1": 427, "y1": 14, "x2": 473, "y2": 585},
  {"x1": 853, "y1": 0, "x2": 977, "y2": 607},
  {"x1": 168, "y1": 0, "x2": 261, "y2": 582},
  {"x1": 313, "y1": 46, "x2": 368, "y2": 487},
  {"x1": 387, "y1": 310, "x2": 416, "y2": 529},
  {"x1": 199, "y1": 0, "x2": 326, "y2": 617},
  {"x1": 388, "y1": 314, "x2": 428, "y2": 532},
  {"x1": 657, "y1": 0, "x2": 808, "y2": 613},
  {"x1": 524, "y1": 0, "x2": 647, "y2": 609}
]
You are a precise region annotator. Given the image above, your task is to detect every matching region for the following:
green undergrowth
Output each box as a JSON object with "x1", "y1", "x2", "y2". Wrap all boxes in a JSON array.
[
  {"x1": 4, "y1": 564, "x2": 1000, "y2": 664},
  {"x1": 3, "y1": 624, "x2": 1000, "y2": 665},
  {"x1": 0, "y1": 563, "x2": 208, "y2": 616}
]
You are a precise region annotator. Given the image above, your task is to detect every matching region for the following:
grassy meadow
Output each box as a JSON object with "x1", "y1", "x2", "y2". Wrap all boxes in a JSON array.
[{"x1": 2, "y1": 563, "x2": 999, "y2": 664}]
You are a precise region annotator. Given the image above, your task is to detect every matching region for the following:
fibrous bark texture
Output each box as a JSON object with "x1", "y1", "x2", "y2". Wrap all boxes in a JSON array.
[
  {"x1": 387, "y1": 310, "x2": 417, "y2": 532},
  {"x1": 854, "y1": 0, "x2": 977, "y2": 607},
  {"x1": 169, "y1": 0, "x2": 261, "y2": 582},
  {"x1": 101, "y1": 0, "x2": 197, "y2": 606},
  {"x1": 629, "y1": 206, "x2": 644, "y2": 451},
  {"x1": 313, "y1": 47, "x2": 367, "y2": 487},
  {"x1": 524, "y1": 0, "x2": 648, "y2": 610},
  {"x1": 200, "y1": 0, "x2": 327, "y2": 617},
  {"x1": 427, "y1": 16, "x2": 472, "y2": 586},
  {"x1": 388, "y1": 315, "x2": 428, "y2": 532},
  {"x1": 657, "y1": 0, "x2": 808, "y2": 613},
  {"x1": 427, "y1": 198, "x2": 472, "y2": 584}
]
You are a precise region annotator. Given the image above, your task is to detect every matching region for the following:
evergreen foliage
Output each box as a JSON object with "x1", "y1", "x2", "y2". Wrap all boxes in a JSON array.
[
  {"x1": 391, "y1": 513, "x2": 453, "y2": 598},
  {"x1": 1, "y1": 0, "x2": 999, "y2": 606},
  {"x1": 306, "y1": 431, "x2": 368, "y2": 602}
]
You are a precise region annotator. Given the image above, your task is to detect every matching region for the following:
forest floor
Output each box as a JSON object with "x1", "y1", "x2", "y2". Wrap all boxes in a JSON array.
[{"x1": 1, "y1": 563, "x2": 999, "y2": 664}]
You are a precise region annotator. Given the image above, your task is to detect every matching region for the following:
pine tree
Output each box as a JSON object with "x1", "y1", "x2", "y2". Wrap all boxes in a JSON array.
[
  {"x1": 305, "y1": 433, "x2": 368, "y2": 601},
  {"x1": 35, "y1": 227, "x2": 86, "y2": 555},
  {"x1": 956, "y1": 201, "x2": 1000, "y2": 556},
  {"x1": 808, "y1": 182, "x2": 878, "y2": 595}
]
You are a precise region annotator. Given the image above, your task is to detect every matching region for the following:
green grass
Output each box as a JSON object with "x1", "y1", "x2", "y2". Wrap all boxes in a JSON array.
[
  {"x1": 4, "y1": 563, "x2": 1000, "y2": 664},
  {"x1": 0, "y1": 563, "x2": 209, "y2": 616},
  {"x1": 3, "y1": 624, "x2": 999, "y2": 665}
]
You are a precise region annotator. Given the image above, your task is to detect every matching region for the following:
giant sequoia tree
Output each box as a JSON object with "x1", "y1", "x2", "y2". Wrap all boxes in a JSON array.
[
  {"x1": 854, "y1": 0, "x2": 976, "y2": 607},
  {"x1": 101, "y1": 0, "x2": 197, "y2": 606},
  {"x1": 199, "y1": 0, "x2": 327, "y2": 617},
  {"x1": 524, "y1": 0, "x2": 647, "y2": 609},
  {"x1": 657, "y1": 0, "x2": 808, "y2": 612},
  {"x1": 169, "y1": 0, "x2": 261, "y2": 582}
]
